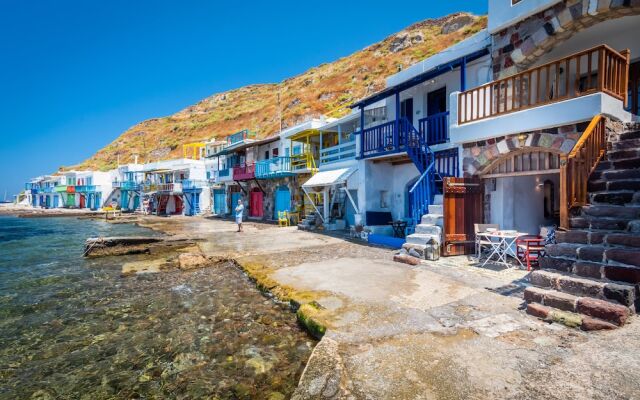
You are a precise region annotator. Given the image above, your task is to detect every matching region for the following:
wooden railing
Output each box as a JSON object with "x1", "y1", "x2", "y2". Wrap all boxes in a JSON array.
[
  {"x1": 559, "y1": 115, "x2": 607, "y2": 229},
  {"x1": 458, "y1": 45, "x2": 630, "y2": 124}
]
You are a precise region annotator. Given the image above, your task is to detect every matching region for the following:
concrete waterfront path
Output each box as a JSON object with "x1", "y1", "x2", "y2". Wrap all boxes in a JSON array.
[{"x1": 138, "y1": 216, "x2": 640, "y2": 399}]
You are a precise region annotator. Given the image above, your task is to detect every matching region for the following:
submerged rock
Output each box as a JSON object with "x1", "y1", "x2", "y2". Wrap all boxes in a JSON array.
[{"x1": 177, "y1": 252, "x2": 211, "y2": 270}]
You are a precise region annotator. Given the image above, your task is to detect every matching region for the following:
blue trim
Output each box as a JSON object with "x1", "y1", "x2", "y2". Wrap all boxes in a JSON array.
[{"x1": 368, "y1": 234, "x2": 405, "y2": 249}]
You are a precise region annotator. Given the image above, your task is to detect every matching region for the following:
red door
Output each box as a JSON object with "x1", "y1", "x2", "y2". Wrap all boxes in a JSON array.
[
  {"x1": 249, "y1": 189, "x2": 264, "y2": 217},
  {"x1": 79, "y1": 195, "x2": 86, "y2": 209},
  {"x1": 442, "y1": 177, "x2": 484, "y2": 256}
]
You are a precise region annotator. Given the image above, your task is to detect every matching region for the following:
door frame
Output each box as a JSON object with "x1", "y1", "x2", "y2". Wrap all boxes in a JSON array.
[{"x1": 442, "y1": 177, "x2": 483, "y2": 256}]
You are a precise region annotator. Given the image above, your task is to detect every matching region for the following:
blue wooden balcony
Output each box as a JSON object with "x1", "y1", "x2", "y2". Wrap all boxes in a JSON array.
[
  {"x1": 360, "y1": 118, "x2": 412, "y2": 159},
  {"x1": 113, "y1": 181, "x2": 141, "y2": 191},
  {"x1": 418, "y1": 111, "x2": 449, "y2": 146},
  {"x1": 181, "y1": 180, "x2": 207, "y2": 191},
  {"x1": 320, "y1": 141, "x2": 356, "y2": 165},
  {"x1": 255, "y1": 156, "x2": 294, "y2": 179},
  {"x1": 75, "y1": 185, "x2": 96, "y2": 193}
]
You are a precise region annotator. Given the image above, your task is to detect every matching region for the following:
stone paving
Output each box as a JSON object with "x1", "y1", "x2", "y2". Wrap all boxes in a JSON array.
[{"x1": 138, "y1": 216, "x2": 640, "y2": 399}]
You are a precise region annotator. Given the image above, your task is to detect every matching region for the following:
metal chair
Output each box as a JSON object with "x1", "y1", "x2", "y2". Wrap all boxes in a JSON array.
[
  {"x1": 277, "y1": 211, "x2": 290, "y2": 227},
  {"x1": 516, "y1": 235, "x2": 546, "y2": 271},
  {"x1": 474, "y1": 224, "x2": 499, "y2": 260}
]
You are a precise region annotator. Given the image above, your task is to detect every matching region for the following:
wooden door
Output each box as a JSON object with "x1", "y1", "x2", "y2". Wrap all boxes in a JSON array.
[
  {"x1": 442, "y1": 177, "x2": 483, "y2": 256},
  {"x1": 249, "y1": 189, "x2": 263, "y2": 217}
]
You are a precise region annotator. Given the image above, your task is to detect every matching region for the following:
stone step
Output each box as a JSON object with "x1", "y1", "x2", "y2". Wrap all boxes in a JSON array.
[
  {"x1": 414, "y1": 224, "x2": 442, "y2": 236},
  {"x1": 540, "y1": 256, "x2": 640, "y2": 284},
  {"x1": 555, "y1": 229, "x2": 640, "y2": 248},
  {"x1": 611, "y1": 137, "x2": 640, "y2": 150},
  {"x1": 529, "y1": 270, "x2": 637, "y2": 308},
  {"x1": 590, "y1": 168, "x2": 640, "y2": 181},
  {"x1": 546, "y1": 243, "x2": 640, "y2": 267},
  {"x1": 589, "y1": 191, "x2": 637, "y2": 206},
  {"x1": 581, "y1": 204, "x2": 640, "y2": 220},
  {"x1": 405, "y1": 233, "x2": 440, "y2": 246},
  {"x1": 524, "y1": 287, "x2": 630, "y2": 327},
  {"x1": 607, "y1": 149, "x2": 640, "y2": 161},
  {"x1": 420, "y1": 214, "x2": 443, "y2": 226},
  {"x1": 588, "y1": 179, "x2": 640, "y2": 192},
  {"x1": 570, "y1": 216, "x2": 630, "y2": 231},
  {"x1": 525, "y1": 302, "x2": 618, "y2": 331},
  {"x1": 617, "y1": 130, "x2": 640, "y2": 141},
  {"x1": 428, "y1": 204, "x2": 443, "y2": 215},
  {"x1": 433, "y1": 194, "x2": 443, "y2": 205}
]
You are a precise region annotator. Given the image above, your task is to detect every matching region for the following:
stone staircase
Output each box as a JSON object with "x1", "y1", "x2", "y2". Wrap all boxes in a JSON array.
[
  {"x1": 525, "y1": 124, "x2": 640, "y2": 331},
  {"x1": 402, "y1": 194, "x2": 443, "y2": 258}
]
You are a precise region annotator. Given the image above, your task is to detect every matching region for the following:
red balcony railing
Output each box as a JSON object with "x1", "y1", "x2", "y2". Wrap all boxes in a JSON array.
[
  {"x1": 232, "y1": 163, "x2": 255, "y2": 181},
  {"x1": 458, "y1": 45, "x2": 630, "y2": 124}
]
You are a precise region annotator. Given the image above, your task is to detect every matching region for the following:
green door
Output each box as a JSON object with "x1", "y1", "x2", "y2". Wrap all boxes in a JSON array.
[{"x1": 66, "y1": 194, "x2": 75, "y2": 207}]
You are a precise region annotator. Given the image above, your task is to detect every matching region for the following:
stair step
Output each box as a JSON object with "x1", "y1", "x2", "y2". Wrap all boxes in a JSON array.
[
  {"x1": 607, "y1": 149, "x2": 640, "y2": 161},
  {"x1": 414, "y1": 224, "x2": 442, "y2": 235},
  {"x1": 420, "y1": 214, "x2": 443, "y2": 226},
  {"x1": 589, "y1": 191, "x2": 636, "y2": 206},
  {"x1": 405, "y1": 233, "x2": 441, "y2": 246},
  {"x1": 570, "y1": 216, "x2": 630, "y2": 231},
  {"x1": 588, "y1": 179, "x2": 640, "y2": 192},
  {"x1": 611, "y1": 137, "x2": 640, "y2": 150},
  {"x1": 428, "y1": 204, "x2": 443, "y2": 215},
  {"x1": 523, "y1": 287, "x2": 630, "y2": 326},
  {"x1": 525, "y1": 302, "x2": 618, "y2": 331},
  {"x1": 432, "y1": 194, "x2": 443, "y2": 205},
  {"x1": 617, "y1": 130, "x2": 640, "y2": 141},
  {"x1": 540, "y1": 256, "x2": 640, "y2": 284},
  {"x1": 530, "y1": 270, "x2": 636, "y2": 308},
  {"x1": 581, "y1": 204, "x2": 640, "y2": 220}
]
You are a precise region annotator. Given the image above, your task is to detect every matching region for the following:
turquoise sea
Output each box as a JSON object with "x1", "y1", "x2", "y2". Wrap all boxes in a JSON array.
[{"x1": 0, "y1": 216, "x2": 313, "y2": 399}]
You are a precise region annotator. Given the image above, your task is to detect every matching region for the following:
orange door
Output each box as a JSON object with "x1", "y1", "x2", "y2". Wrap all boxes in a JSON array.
[{"x1": 442, "y1": 177, "x2": 483, "y2": 256}]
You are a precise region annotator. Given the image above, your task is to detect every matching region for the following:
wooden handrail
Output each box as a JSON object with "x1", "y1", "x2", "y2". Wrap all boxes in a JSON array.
[
  {"x1": 458, "y1": 45, "x2": 630, "y2": 124},
  {"x1": 559, "y1": 115, "x2": 607, "y2": 229}
]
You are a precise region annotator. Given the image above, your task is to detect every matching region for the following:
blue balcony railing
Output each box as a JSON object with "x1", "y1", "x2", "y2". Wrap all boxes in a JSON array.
[
  {"x1": 75, "y1": 185, "x2": 96, "y2": 193},
  {"x1": 218, "y1": 168, "x2": 231, "y2": 178},
  {"x1": 418, "y1": 111, "x2": 449, "y2": 146},
  {"x1": 227, "y1": 129, "x2": 256, "y2": 145},
  {"x1": 255, "y1": 156, "x2": 294, "y2": 179},
  {"x1": 181, "y1": 180, "x2": 207, "y2": 190},
  {"x1": 360, "y1": 118, "x2": 415, "y2": 159},
  {"x1": 113, "y1": 181, "x2": 141, "y2": 190},
  {"x1": 320, "y1": 141, "x2": 356, "y2": 165}
]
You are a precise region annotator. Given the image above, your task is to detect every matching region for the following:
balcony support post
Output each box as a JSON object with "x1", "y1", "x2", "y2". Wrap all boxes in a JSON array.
[
  {"x1": 395, "y1": 92, "x2": 400, "y2": 149},
  {"x1": 359, "y1": 106, "x2": 365, "y2": 159},
  {"x1": 460, "y1": 56, "x2": 467, "y2": 92}
]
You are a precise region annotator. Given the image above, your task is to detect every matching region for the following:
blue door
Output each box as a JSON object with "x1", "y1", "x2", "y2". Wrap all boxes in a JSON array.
[
  {"x1": 344, "y1": 190, "x2": 358, "y2": 227},
  {"x1": 121, "y1": 191, "x2": 129, "y2": 210},
  {"x1": 94, "y1": 193, "x2": 102, "y2": 209},
  {"x1": 213, "y1": 189, "x2": 226, "y2": 214},
  {"x1": 231, "y1": 192, "x2": 242, "y2": 215},
  {"x1": 274, "y1": 186, "x2": 291, "y2": 219},
  {"x1": 132, "y1": 195, "x2": 140, "y2": 211},
  {"x1": 53, "y1": 195, "x2": 59, "y2": 208}
]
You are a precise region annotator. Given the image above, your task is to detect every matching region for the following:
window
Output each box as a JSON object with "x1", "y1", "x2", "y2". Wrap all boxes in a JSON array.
[
  {"x1": 273, "y1": 148, "x2": 279, "y2": 157},
  {"x1": 265, "y1": 150, "x2": 270, "y2": 160}
]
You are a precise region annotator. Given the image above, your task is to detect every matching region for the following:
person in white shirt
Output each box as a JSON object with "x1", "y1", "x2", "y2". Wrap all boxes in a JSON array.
[{"x1": 235, "y1": 199, "x2": 244, "y2": 232}]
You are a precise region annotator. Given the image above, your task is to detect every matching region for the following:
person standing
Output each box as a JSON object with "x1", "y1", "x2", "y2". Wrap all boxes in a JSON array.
[{"x1": 235, "y1": 198, "x2": 244, "y2": 232}]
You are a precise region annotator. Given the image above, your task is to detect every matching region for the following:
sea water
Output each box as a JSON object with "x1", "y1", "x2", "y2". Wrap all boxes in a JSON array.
[{"x1": 0, "y1": 216, "x2": 313, "y2": 399}]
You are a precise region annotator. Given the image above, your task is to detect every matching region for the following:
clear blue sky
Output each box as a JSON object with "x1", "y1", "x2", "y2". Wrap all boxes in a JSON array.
[{"x1": 0, "y1": 0, "x2": 486, "y2": 197}]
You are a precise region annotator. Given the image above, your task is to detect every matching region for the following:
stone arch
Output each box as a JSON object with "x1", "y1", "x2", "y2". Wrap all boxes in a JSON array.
[
  {"x1": 476, "y1": 147, "x2": 563, "y2": 177},
  {"x1": 492, "y1": 0, "x2": 640, "y2": 79}
]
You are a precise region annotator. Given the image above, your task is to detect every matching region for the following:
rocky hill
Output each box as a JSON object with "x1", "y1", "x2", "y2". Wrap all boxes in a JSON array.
[{"x1": 77, "y1": 13, "x2": 486, "y2": 170}]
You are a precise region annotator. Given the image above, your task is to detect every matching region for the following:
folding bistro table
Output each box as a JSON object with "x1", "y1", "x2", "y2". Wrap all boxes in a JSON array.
[{"x1": 476, "y1": 230, "x2": 527, "y2": 269}]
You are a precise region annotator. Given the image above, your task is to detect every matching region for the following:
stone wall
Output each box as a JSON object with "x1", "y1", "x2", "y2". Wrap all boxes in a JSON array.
[
  {"x1": 244, "y1": 174, "x2": 310, "y2": 220},
  {"x1": 491, "y1": 0, "x2": 640, "y2": 78}
]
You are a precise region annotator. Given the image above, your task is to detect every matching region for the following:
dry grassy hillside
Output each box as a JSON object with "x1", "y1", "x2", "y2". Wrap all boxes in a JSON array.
[{"x1": 77, "y1": 13, "x2": 486, "y2": 170}]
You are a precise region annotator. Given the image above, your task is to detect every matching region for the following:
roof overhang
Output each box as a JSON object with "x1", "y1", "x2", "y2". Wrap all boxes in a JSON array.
[
  {"x1": 302, "y1": 167, "x2": 357, "y2": 188},
  {"x1": 351, "y1": 44, "x2": 490, "y2": 109}
]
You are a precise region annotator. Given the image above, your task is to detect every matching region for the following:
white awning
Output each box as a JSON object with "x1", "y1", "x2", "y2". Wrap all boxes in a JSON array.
[{"x1": 302, "y1": 167, "x2": 357, "y2": 188}]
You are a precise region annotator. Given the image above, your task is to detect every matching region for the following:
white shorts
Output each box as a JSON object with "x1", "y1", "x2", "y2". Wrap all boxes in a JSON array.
[{"x1": 236, "y1": 216, "x2": 243, "y2": 223}]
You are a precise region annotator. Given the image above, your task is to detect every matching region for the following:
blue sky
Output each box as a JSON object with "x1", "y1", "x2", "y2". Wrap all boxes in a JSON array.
[{"x1": 0, "y1": 0, "x2": 486, "y2": 197}]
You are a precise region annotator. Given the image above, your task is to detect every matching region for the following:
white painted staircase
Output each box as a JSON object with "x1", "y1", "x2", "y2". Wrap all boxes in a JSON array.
[{"x1": 402, "y1": 194, "x2": 443, "y2": 257}]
